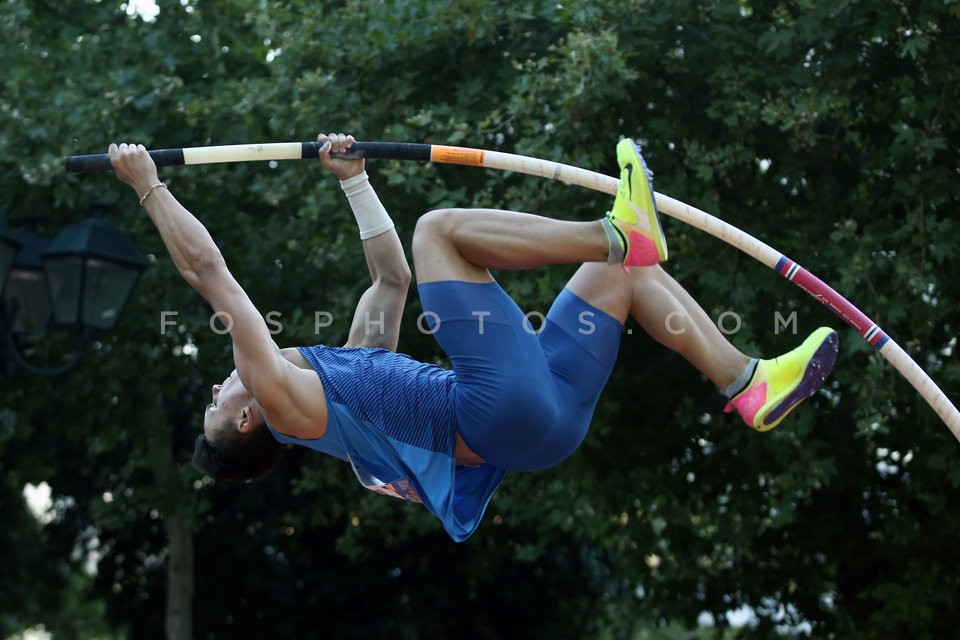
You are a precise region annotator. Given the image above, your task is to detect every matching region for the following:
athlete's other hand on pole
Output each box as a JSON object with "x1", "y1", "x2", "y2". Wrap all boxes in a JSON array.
[{"x1": 317, "y1": 132, "x2": 364, "y2": 181}]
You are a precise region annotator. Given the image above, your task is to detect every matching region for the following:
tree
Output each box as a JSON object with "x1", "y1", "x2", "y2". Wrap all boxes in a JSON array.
[{"x1": 1, "y1": 0, "x2": 958, "y2": 638}]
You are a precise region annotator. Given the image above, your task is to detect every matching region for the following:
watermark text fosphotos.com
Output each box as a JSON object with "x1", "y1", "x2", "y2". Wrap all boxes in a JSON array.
[{"x1": 159, "y1": 310, "x2": 802, "y2": 337}]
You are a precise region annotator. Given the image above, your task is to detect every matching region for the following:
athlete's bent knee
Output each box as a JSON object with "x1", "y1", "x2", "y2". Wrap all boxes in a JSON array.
[{"x1": 414, "y1": 208, "x2": 463, "y2": 244}]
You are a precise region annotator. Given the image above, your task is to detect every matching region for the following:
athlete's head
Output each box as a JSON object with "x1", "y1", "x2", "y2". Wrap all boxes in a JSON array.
[{"x1": 192, "y1": 369, "x2": 284, "y2": 482}]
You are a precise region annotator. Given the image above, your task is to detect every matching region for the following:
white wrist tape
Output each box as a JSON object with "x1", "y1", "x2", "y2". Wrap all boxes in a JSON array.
[{"x1": 339, "y1": 171, "x2": 394, "y2": 240}]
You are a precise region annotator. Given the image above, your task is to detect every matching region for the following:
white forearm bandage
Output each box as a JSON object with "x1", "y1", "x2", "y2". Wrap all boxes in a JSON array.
[{"x1": 339, "y1": 171, "x2": 394, "y2": 240}]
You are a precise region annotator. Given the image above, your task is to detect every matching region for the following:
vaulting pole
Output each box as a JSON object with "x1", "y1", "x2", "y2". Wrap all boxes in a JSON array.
[{"x1": 64, "y1": 141, "x2": 960, "y2": 440}]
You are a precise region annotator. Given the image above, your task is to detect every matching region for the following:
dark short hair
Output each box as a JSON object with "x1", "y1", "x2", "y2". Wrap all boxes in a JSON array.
[{"x1": 191, "y1": 423, "x2": 285, "y2": 482}]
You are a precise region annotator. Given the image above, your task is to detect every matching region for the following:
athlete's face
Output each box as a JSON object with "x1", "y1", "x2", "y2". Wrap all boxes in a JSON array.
[{"x1": 202, "y1": 369, "x2": 254, "y2": 440}]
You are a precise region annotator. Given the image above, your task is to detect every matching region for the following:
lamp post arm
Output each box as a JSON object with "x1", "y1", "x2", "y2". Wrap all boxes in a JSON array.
[
  {"x1": 4, "y1": 331, "x2": 85, "y2": 377},
  {"x1": 0, "y1": 300, "x2": 88, "y2": 377}
]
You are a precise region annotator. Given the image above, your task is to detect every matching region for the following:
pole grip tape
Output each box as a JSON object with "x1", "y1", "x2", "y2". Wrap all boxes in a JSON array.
[
  {"x1": 303, "y1": 141, "x2": 434, "y2": 162},
  {"x1": 64, "y1": 148, "x2": 185, "y2": 173}
]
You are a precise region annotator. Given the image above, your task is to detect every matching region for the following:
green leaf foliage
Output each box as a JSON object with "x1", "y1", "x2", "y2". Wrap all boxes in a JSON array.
[{"x1": 1, "y1": 0, "x2": 958, "y2": 638}]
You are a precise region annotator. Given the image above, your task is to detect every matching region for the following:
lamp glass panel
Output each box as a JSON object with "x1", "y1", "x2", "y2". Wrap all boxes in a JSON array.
[
  {"x1": 44, "y1": 255, "x2": 83, "y2": 325},
  {"x1": 3, "y1": 268, "x2": 52, "y2": 333},
  {"x1": 82, "y1": 258, "x2": 140, "y2": 330}
]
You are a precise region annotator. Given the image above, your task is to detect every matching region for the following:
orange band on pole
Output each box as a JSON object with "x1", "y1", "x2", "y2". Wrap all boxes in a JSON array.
[{"x1": 430, "y1": 145, "x2": 484, "y2": 166}]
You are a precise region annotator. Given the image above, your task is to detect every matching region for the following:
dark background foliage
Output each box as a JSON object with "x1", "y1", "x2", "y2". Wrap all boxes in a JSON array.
[{"x1": 1, "y1": 0, "x2": 958, "y2": 638}]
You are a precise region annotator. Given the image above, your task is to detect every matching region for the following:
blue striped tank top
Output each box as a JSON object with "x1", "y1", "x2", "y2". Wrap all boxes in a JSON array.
[{"x1": 265, "y1": 345, "x2": 506, "y2": 542}]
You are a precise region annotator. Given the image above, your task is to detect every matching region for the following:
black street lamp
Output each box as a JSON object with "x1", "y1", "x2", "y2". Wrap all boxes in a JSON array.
[
  {"x1": 0, "y1": 209, "x2": 145, "y2": 376},
  {"x1": 3, "y1": 229, "x2": 53, "y2": 335}
]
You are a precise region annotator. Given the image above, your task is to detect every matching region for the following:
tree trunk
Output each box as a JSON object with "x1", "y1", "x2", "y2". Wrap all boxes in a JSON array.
[
  {"x1": 146, "y1": 400, "x2": 195, "y2": 640},
  {"x1": 164, "y1": 512, "x2": 194, "y2": 640}
]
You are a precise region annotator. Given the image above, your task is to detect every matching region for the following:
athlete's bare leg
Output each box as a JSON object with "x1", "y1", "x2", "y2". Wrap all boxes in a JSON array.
[{"x1": 563, "y1": 262, "x2": 751, "y2": 389}]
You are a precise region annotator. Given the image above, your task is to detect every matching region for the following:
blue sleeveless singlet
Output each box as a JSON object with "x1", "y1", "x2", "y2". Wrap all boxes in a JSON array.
[{"x1": 265, "y1": 345, "x2": 506, "y2": 542}]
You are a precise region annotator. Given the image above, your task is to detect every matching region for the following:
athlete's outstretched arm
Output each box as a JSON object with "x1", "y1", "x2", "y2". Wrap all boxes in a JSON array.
[
  {"x1": 316, "y1": 133, "x2": 410, "y2": 351},
  {"x1": 108, "y1": 143, "x2": 327, "y2": 432}
]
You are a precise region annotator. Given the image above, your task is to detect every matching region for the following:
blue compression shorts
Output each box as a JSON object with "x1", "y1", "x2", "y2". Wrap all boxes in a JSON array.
[{"x1": 418, "y1": 280, "x2": 622, "y2": 471}]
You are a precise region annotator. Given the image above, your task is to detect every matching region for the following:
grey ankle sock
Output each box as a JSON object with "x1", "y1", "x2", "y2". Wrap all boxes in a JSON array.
[
  {"x1": 724, "y1": 358, "x2": 759, "y2": 399},
  {"x1": 601, "y1": 217, "x2": 625, "y2": 264}
]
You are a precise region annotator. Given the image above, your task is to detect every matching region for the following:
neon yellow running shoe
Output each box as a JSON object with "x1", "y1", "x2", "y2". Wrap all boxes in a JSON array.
[
  {"x1": 604, "y1": 138, "x2": 668, "y2": 268},
  {"x1": 726, "y1": 327, "x2": 839, "y2": 431}
]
